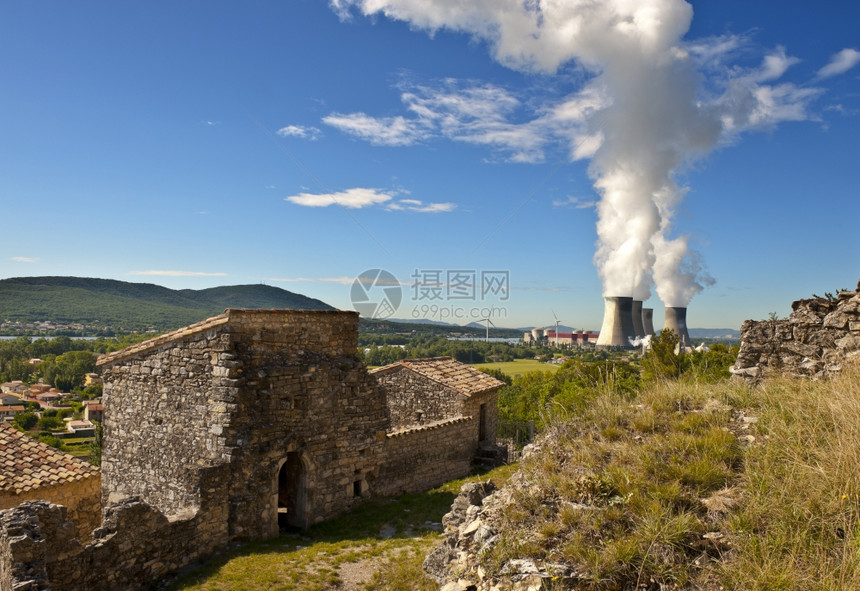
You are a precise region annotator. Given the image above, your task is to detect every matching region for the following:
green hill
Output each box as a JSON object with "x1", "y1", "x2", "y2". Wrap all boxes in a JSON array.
[{"x1": 0, "y1": 276, "x2": 334, "y2": 334}]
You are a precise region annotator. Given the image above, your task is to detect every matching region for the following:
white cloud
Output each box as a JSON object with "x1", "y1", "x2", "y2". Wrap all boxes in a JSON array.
[
  {"x1": 286, "y1": 187, "x2": 393, "y2": 208},
  {"x1": 816, "y1": 48, "x2": 860, "y2": 79},
  {"x1": 11, "y1": 256, "x2": 37, "y2": 263},
  {"x1": 276, "y1": 125, "x2": 322, "y2": 140},
  {"x1": 552, "y1": 196, "x2": 597, "y2": 209},
  {"x1": 322, "y1": 79, "x2": 608, "y2": 163},
  {"x1": 322, "y1": 112, "x2": 427, "y2": 146},
  {"x1": 386, "y1": 199, "x2": 456, "y2": 213},
  {"x1": 754, "y1": 47, "x2": 800, "y2": 82},
  {"x1": 129, "y1": 270, "x2": 228, "y2": 277}
]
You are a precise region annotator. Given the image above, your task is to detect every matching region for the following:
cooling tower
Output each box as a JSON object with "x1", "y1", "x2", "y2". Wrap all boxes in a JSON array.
[
  {"x1": 631, "y1": 300, "x2": 645, "y2": 338},
  {"x1": 663, "y1": 307, "x2": 692, "y2": 349},
  {"x1": 642, "y1": 308, "x2": 655, "y2": 336},
  {"x1": 531, "y1": 327, "x2": 544, "y2": 342},
  {"x1": 595, "y1": 296, "x2": 636, "y2": 349}
]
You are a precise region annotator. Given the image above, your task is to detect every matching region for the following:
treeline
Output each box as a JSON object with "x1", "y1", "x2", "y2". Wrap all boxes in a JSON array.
[
  {"x1": 360, "y1": 336, "x2": 556, "y2": 366},
  {"x1": 499, "y1": 330, "x2": 739, "y2": 427},
  {"x1": 0, "y1": 334, "x2": 151, "y2": 390}
]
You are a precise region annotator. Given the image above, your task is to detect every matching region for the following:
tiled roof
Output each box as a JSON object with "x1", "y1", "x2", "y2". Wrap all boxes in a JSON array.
[
  {"x1": 370, "y1": 357, "x2": 505, "y2": 396},
  {"x1": 0, "y1": 422, "x2": 99, "y2": 495}
]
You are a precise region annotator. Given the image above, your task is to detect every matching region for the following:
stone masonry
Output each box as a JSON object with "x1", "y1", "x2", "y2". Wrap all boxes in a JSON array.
[
  {"x1": 732, "y1": 279, "x2": 860, "y2": 380},
  {"x1": 0, "y1": 309, "x2": 503, "y2": 590}
]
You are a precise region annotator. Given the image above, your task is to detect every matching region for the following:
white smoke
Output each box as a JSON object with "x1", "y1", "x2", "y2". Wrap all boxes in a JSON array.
[{"x1": 332, "y1": 0, "x2": 819, "y2": 307}]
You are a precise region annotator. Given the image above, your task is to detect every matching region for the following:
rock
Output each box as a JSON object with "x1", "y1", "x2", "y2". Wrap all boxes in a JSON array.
[{"x1": 733, "y1": 281, "x2": 860, "y2": 379}]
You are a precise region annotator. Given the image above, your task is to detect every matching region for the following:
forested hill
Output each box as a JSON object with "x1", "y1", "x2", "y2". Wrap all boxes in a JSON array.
[{"x1": 0, "y1": 276, "x2": 334, "y2": 334}]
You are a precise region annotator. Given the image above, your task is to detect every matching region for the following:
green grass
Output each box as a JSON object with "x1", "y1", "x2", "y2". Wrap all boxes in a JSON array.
[
  {"x1": 453, "y1": 367, "x2": 860, "y2": 590},
  {"x1": 166, "y1": 464, "x2": 518, "y2": 591},
  {"x1": 473, "y1": 359, "x2": 559, "y2": 376}
]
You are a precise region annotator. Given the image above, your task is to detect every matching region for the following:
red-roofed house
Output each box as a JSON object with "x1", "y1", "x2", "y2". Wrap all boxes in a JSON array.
[
  {"x1": 0, "y1": 405, "x2": 25, "y2": 421},
  {"x1": 0, "y1": 422, "x2": 100, "y2": 539},
  {"x1": 371, "y1": 356, "x2": 504, "y2": 443}
]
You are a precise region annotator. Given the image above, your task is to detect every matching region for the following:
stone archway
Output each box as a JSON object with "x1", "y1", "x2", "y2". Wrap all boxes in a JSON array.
[{"x1": 277, "y1": 452, "x2": 310, "y2": 529}]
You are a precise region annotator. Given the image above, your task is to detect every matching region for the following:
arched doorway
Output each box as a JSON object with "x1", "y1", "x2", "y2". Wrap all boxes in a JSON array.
[{"x1": 277, "y1": 452, "x2": 308, "y2": 529}]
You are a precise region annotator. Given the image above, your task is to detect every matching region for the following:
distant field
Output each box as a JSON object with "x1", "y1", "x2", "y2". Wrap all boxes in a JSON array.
[{"x1": 473, "y1": 359, "x2": 559, "y2": 376}]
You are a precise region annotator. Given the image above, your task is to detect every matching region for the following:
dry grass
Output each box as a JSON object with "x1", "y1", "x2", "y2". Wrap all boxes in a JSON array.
[
  {"x1": 718, "y1": 366, "x2": 860, "y2": 590},
  {"x1": 480, "y1": 368, "x2": 860, "y2": 590},
  {"x1": 484, "y1": 378, "x2": 745, "y2": 589}
]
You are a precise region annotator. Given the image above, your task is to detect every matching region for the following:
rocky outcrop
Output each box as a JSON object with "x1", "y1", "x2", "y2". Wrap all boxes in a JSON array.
[
  {"x1": 424, "y1": 445, "x2": 579, "y2": 591},
  {"x1": 732, "y1": 279, "x2": 860, "y2": 380}
]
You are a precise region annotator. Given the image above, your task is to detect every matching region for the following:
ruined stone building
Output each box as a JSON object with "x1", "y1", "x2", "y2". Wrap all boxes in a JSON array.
[
  {"x1": 0, "y1": 309, "x2": 504, "y2": 591},
  {"x1": 732, "y1": 279, "x2": 860, "y2": 380}
]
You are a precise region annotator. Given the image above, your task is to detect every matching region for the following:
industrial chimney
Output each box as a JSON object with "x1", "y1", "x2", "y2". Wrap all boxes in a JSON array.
[
  {"x1": 631, "y1": 300, "x2": 646, "y2": 338},
  {"x1": 642, "y1": 308, "x2": 656, "y2": 336},
  {"x1": 663, "y1": 307, "x2": 692, "y2": 350},
  {"x1": 595, "y1": 296, "x2": 636, "y2": 349}
]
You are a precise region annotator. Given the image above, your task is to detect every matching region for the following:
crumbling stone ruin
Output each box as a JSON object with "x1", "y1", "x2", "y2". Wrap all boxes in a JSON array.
[
  {"x1": 732, "y1": 279, "x2": 860, "y2": 380},
  {"x1": 0, "y1": 309, "x2": 503, "y2": 591}
]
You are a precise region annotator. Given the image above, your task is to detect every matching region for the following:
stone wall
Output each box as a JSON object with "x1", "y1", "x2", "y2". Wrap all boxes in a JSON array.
[
  {"x1": 0, "y1": 465, "x2": 229, "y2": 591},
  {"x1": 0, "y1": 473, "x2": 101, "y2": 542},
  {"x1": 374, "y1": 366, "x2": 463, "y2": 429},
  {"x1": 463, "y1": 389, "x2": 500, "y2": 446},
  {"x1": 733, "y1": 280, "x2": 860, "y2": 380},
  {"x1": 100, "y1": 309, "x2": 389, "y2": 539},
  {"x1": 101, "y1": 319, "x2": 234, "y2": 516},
  {"x1": 375, "y1": 416, "x2": 478, "y2": 496},
  {"x1": 221, "y1": 310, "x2": 388, "y2": 537}
]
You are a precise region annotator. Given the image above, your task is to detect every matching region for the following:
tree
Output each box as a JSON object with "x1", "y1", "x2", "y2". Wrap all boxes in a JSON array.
[
  {"x1": 13, "y1": 412, "x2": 37, "y2": 431},
  {"x1": 88, "y1": 421, "x2": 103, "y2": 467},
  {"x1": 642, "y1": 329, "x2": 684, "y2": 380}
]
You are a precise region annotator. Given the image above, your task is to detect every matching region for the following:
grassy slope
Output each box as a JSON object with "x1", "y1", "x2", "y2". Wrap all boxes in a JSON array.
[
  {"x1": 0, "y1": 277, "x2": 333, "y2": 331},
  {"x1": 472, "y1": 367, "x2": 860, "y2": 590}
]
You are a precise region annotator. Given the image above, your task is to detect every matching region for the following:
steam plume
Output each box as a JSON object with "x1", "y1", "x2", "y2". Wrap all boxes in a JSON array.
[{"x1": 332, "y1": 0, "x2": 815, "y2": 307}]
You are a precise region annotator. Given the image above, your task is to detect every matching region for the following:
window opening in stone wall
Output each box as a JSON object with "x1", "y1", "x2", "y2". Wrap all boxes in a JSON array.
[
  {"x1": 353, "y1": 480, "x2": 362, "y2": 498},
  {"x1": 278, "y1": 452, "x2": 306, "y2": 530}
]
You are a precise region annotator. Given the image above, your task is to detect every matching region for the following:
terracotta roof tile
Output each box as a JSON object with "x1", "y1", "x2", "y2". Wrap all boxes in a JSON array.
[
  {"x1": 0, "y1": 422, "x2": 99, "y2": 495},
  {"x1": 370, "y1": 356, "x2": 505, "y2": 396}
]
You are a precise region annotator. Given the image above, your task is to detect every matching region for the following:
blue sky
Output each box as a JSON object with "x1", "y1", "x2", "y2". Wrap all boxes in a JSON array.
[{"x1": 1, "y1": 0, "x2": 858, "y2": 331}]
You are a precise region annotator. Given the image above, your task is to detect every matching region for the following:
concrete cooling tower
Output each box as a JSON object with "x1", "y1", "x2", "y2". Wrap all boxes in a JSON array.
[
  {"x1": 663, "y1": 307, "x2": 692, "y2": 349},
  {"x1": 642, "y1": 308, "x2": 656, "y2": 336},
  {"x1": 631, "y1": 300, "x2": 645, "y2": 338},
  {"x1": 595, "y1": 296, "x2": 636, "y2": 349}
]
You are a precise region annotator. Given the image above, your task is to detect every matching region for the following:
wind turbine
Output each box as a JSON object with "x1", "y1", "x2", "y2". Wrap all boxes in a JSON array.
[
  {"x1": 552, "y1": 310, "x2": 562, "y2": 347},
  {"x1": 480, "y1": 317, "x2": 496, "y2": 342}
]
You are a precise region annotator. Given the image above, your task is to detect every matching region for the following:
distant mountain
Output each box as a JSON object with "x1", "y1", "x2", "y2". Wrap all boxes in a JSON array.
[
  {"x1": 0, "y1": 276, "x2": 333, "y2": 334},
  {"x1": 688, "y1": 328, "x2": 740, "y2": 340}
]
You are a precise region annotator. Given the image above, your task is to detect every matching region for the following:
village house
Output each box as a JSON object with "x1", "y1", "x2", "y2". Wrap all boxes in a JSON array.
[
  {"x1": 0, "y1": 405, "x2": 26, "y2": 422},
  {"x1": 0, "y1": 421, "x2": 101, "y2": 538},
  {"x1": 0, "y1": 380, "x2": 27, "y2": 395},
  {"x1": 83, "y1": 401, "x2": 104, "y2": 423},
  {"x1": 0, "y1": 392, "x2": 23, "y2": 406}
]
